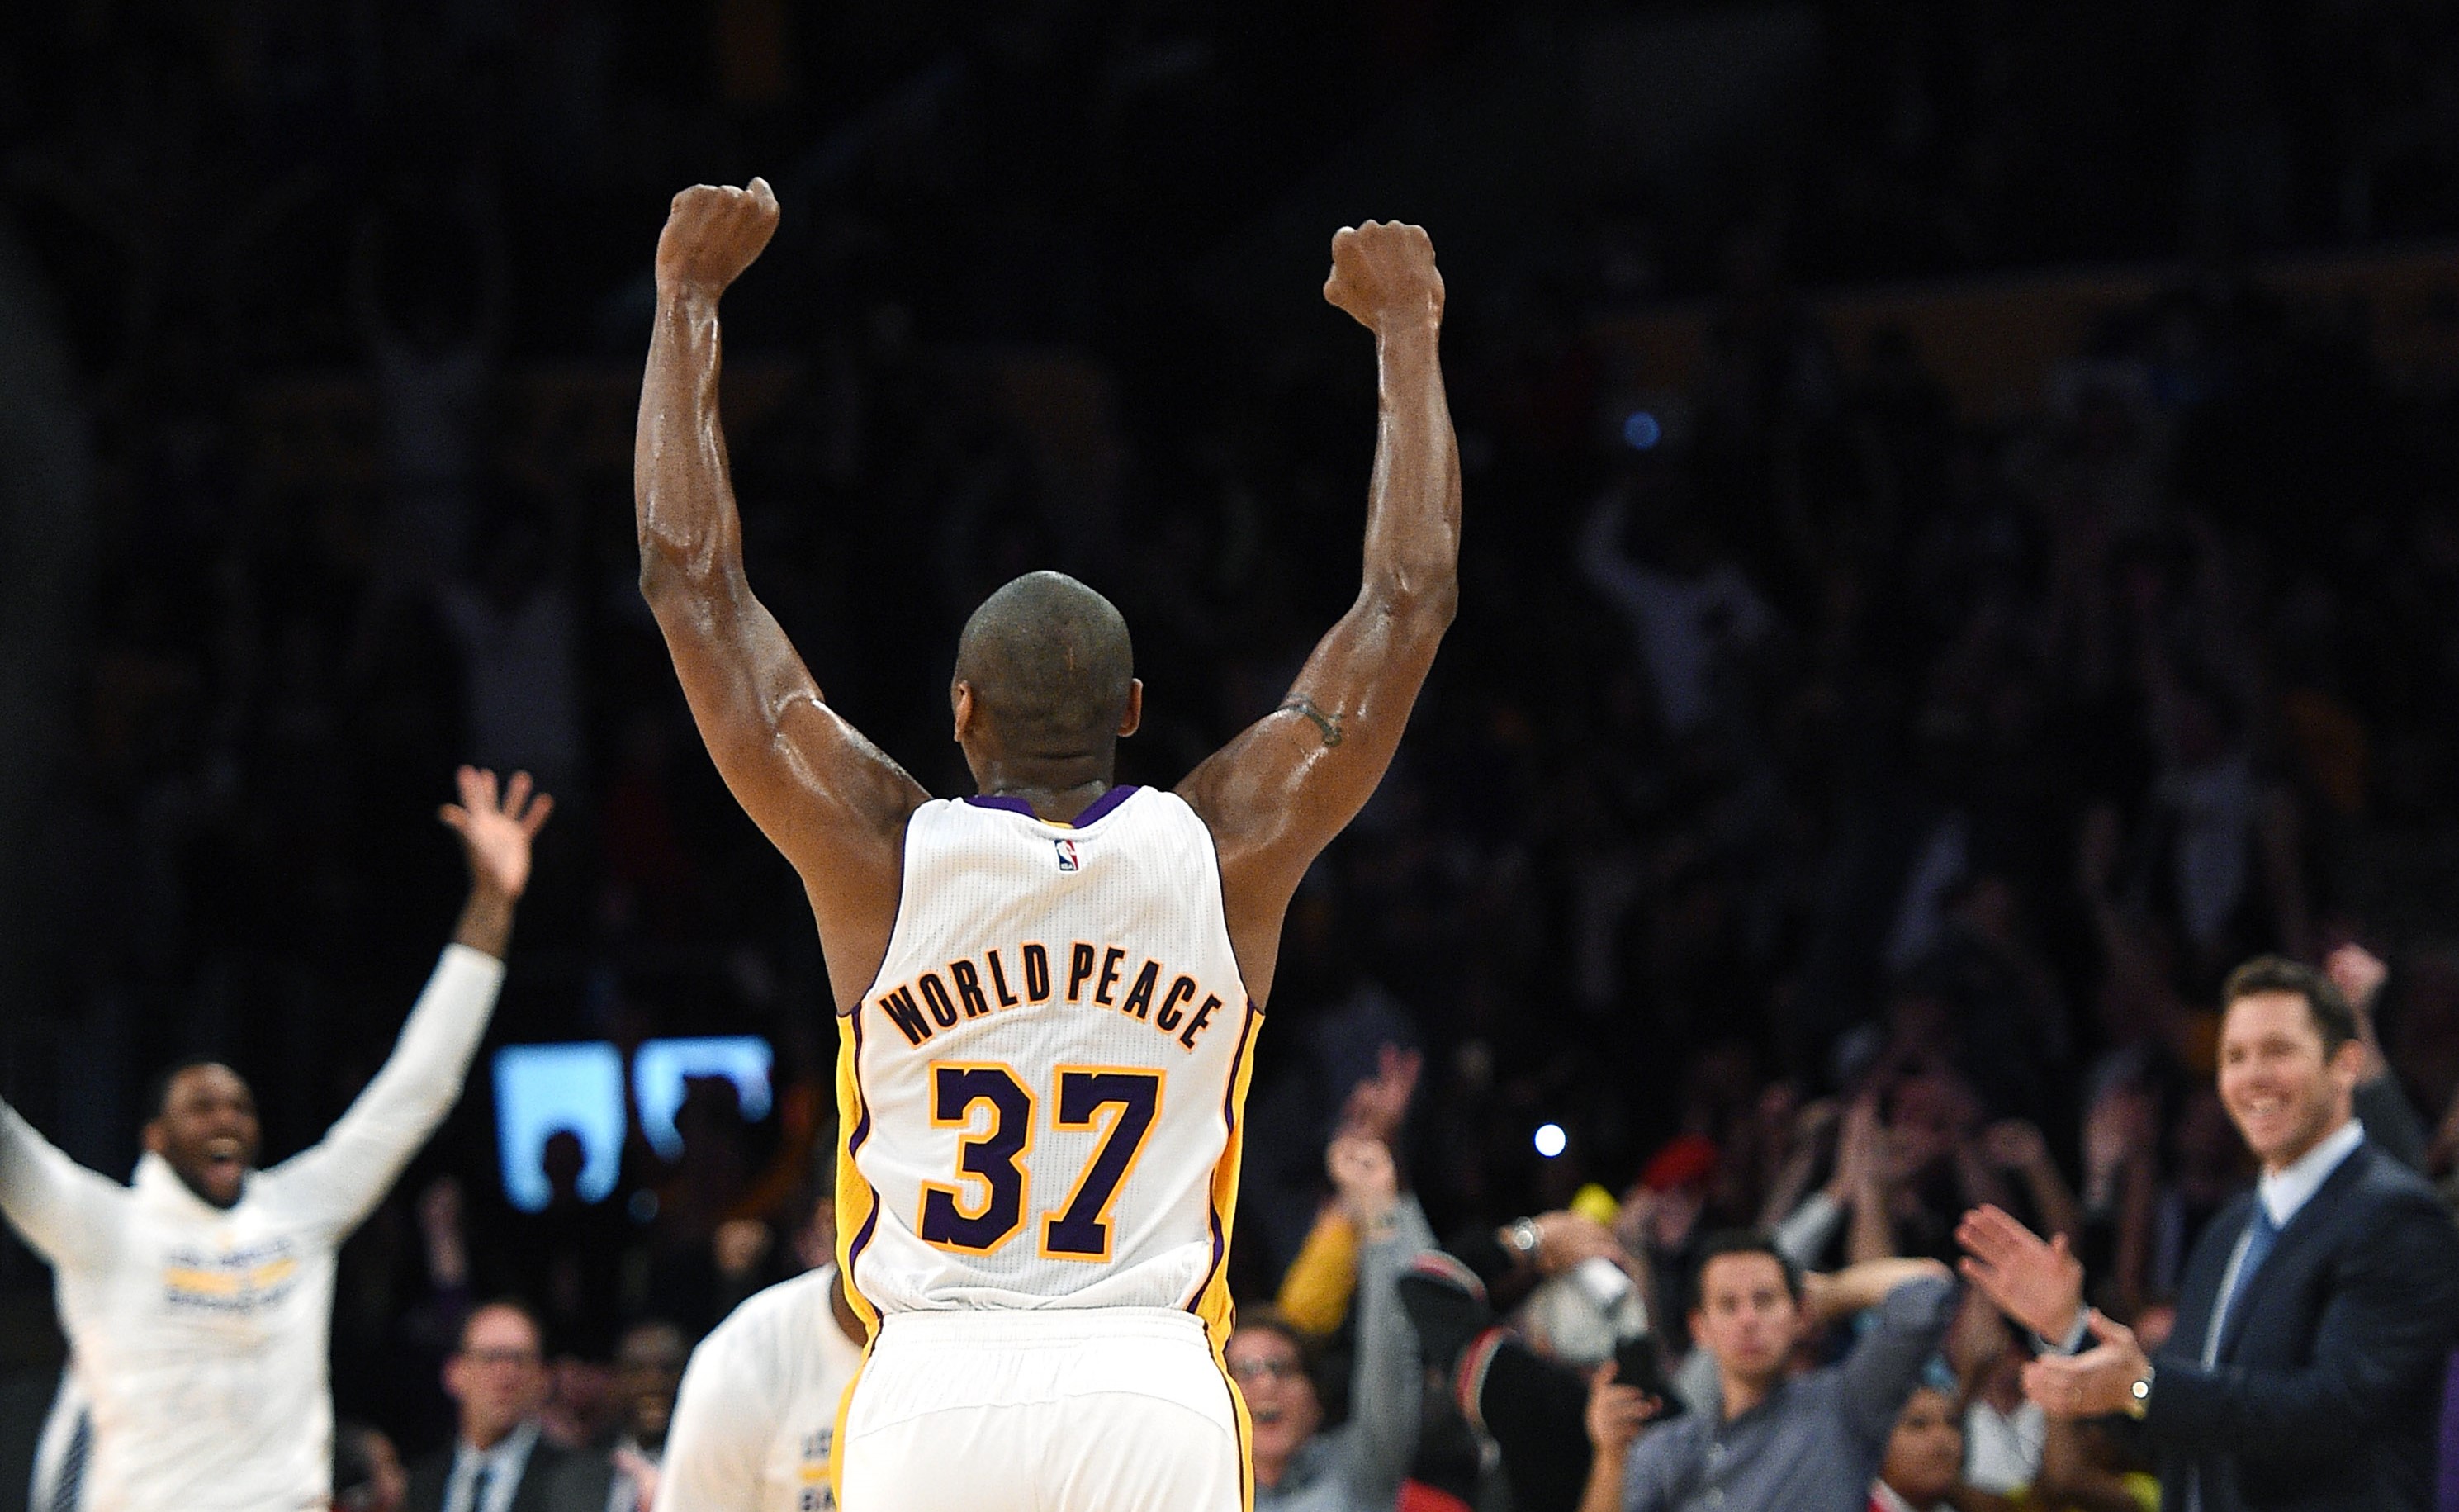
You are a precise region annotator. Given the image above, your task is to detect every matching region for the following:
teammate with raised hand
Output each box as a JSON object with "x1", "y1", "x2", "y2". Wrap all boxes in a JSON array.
[
  {"x1": 636, "y1": 178, "x2": 1459, "y2": 1512},
  {"x1": 2, "y1": 766, "x2": 550, "y2": 1512}
]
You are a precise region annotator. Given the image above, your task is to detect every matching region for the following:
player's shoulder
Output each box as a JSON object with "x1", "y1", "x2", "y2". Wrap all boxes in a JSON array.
[{"x1": 704, "y1": 1265, "x2": 839, "y2": 1358}]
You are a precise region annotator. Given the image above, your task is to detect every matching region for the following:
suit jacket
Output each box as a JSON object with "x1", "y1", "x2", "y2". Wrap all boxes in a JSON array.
[
  {"x1": 541, "y1": 1447, "x2": 639, "y2": 1512},
  {"x1": 2145, "y1": 1140, "x2": 2459, "y2": 1512},
  {"x1": 406, "y1": 1431, "x2": 574, "y2": 1512}
]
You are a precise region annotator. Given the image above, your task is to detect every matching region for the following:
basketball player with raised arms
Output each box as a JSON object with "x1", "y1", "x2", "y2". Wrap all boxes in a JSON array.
[
  {"x1": 636, "y1": 177, "x2": 1457, "y2": 1512},
  {"x1": 0, "y1": 767, "x2": 551, "y2": 1512}
]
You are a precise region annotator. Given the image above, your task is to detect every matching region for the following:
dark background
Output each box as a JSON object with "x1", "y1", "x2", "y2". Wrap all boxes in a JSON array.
[{"x1": 7, "y1": 0, "x2": 2459, "y2": 1493}]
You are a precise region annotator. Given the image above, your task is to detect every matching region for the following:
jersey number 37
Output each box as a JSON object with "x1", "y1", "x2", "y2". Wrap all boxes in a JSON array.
[{"x1": 917, "y1": 1064, "x2": 1164, "y2": 1262}]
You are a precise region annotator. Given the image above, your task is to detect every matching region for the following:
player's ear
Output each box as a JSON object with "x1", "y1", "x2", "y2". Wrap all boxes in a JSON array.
[
  {"x1": 1117, "y1": 680, "x2": 1144, "y2": 739},
  {"x1": 141, "y1": 1121, "x2": 168, "y2": 1158},
  {"x1": 951, "y1": 681, "x2": 975, "y2": 742}
]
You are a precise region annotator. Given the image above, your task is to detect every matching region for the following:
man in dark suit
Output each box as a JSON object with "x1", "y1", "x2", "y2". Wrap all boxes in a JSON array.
[
  {"x1": 1959, "y1": 955, "x2": 2459, "y2": 1512},
  {"x1": 407, "y1": 1301, "x2": 574, "y2": 1512}
]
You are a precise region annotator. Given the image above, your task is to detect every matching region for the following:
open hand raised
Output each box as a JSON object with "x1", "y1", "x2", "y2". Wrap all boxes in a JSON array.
[{"x1": 439, "y1": 766, "x2": 554, "y2": 901}]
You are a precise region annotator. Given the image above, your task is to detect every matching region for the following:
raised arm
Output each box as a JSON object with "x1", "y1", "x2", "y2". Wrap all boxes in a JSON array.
[
  {"x1": 1323, "y1": 1133, "x2": 1434, "y2": 1505},
  {"x1": 1832, "y1": 1264, "x2": 1958, "y2": 1447},
  {"x1": 1177, "y1": 222, "x2": 1460, "y2": 1001},
  {"x1": 0, "y1": 1099, "x2": 125, "y2": 1275},
  {"x1": 272, "y1": 769, "x2": 547, "y2": 1235},
  {"x1": 636, "y1": 179, "x2": 928, "y2": 1008}
]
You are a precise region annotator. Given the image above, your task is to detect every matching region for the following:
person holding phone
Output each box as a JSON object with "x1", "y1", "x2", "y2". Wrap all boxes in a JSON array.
[{"x1": 1588, "y1": 1238, "x2": 1955, "y2": 1512}]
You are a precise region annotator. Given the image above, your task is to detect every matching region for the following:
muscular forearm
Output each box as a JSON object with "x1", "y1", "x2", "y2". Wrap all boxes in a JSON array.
[
  {"x1": 1357, "y1": 321, "x2": 1460, "y2": 620},
  {"x1": 636, "y1": 291, "x2": 745, "y2": 600}
]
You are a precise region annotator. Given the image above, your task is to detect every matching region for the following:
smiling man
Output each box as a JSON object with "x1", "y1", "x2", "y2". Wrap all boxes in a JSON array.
[
  {"x1": 1, "y1": 768, "x2": 550, "y2": 1512},
  {"x1": 1959, "y1": 955, "x2": 2459, "y2": 1512}
]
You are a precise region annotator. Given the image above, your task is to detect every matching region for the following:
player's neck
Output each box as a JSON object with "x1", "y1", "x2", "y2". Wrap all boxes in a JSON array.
[{"x1": 978, "y1": 770, "x2": 1115, "y2": 824}]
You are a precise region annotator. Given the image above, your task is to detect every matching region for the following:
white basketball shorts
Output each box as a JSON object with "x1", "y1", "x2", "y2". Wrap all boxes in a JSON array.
[{"x1": 837, "y1": 1307, "x2": 1246, "y2": 1512}]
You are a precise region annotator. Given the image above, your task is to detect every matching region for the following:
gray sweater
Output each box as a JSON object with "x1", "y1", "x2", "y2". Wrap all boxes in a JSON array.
[
  {"x1": 1621, "y1": 1275, "x2": 1959, "y2": 1512},
  {"x1": 1255, "y1": 1195, "x2": 1436, "y2": 1512}
]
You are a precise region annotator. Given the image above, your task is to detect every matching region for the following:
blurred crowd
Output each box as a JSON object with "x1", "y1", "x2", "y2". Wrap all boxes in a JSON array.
[{"x1": 10, "y1": 0, "x2": 2459, "y2": 1504}]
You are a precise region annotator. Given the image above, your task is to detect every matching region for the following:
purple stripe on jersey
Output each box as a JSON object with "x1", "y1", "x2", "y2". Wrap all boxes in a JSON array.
[
  {"x1": 1069, "y1": 784, "x2": 1140, "y2": 826},
  {"x1": 846, "y1": 1007, "x2": 880, "y2": 1273},
  {"x1": 959, "y1": 794, "x2": 1039, "y2": 817},
  {"x1": 1201, "y1": 1208, "x2": 1225, "y2": 1309},
  {"x1": 959, "y1": 785, "x2": 1142, "y2": 824},
  {"x1": 1187, "y1": 998, "x2": 1261, "y2": 1315}
]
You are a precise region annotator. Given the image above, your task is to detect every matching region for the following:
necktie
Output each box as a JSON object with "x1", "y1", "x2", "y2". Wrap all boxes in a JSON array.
[
  {"x1": 2217, "y1": 1201, "x2": 2282, "y2": 1340},
  {"x1": 2187, "y1": 1203, "x2": 2286, "y2": 1512},
  {"x1": 49, "y1": 1410, "x2": 89, "y2": 1512},
  {"x1": 467, "y1": 1462, "x2": 497, "y2": 1512}
]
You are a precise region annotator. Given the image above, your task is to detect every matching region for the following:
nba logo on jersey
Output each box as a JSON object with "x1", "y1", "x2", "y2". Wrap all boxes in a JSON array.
[{"x1": 1054, "y1": 838, "x2": 1080, "y2": 871}]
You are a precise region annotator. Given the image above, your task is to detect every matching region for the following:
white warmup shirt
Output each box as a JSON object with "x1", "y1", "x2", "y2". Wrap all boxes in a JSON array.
[
  {"x1": 0, "y1": 944, "x2": 507, "y2": 1512},
  {"x1": 653, "y1": 1266, "x2": 865, "y2": 1512},
  {"x1": 835, "y1": 786, "x2": 1258, "y2": 1344}
]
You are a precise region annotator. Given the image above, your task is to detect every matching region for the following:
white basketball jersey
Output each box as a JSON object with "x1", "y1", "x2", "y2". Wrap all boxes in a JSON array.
[{"x1": 835, "y1": 786, "x2": 1258, "y2": 1345}]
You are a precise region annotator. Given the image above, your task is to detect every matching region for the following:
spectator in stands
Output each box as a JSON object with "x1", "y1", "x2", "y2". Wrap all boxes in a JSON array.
[
  {"x1": 1271, "y1": 1045, "x2": 1421, "y2": 1339},
  {"x1": 1940, "y1": 1292, "x2": 2041, "y2": 1496},
  {"x1": 1617, "y1": 1134, "x2": 1717, "y2": 1353},
  {"x1": 1585, "y1": 1236, "x2": 1956, "y2": 1512},
  {"x1": 547, "y1": 1320, "x2": 685, "y2": 1512},
  {"x1": 333, "y1": 1421, "x2": 409, "y2": 1512},
  {"x1": 1233, "y1": 1126, "x2": 1433, "y2": 1512},
  {"x1": 1869, "y1": 1371, "x2": 2013, "y2": 1512},
  {"x1": 407, "y1": 1301, "x2": 576, "y2": 1512}
]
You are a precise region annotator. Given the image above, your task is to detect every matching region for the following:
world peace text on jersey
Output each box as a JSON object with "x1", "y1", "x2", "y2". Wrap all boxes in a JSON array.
[{"x1": 872, "y1": 941, "x2": 1227, "y2": 1052}]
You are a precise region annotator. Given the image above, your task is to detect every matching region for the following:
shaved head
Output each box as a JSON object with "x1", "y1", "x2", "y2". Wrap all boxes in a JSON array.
[{"x1": 955, "y1": 572, "x2": 1135, "y2": 759}]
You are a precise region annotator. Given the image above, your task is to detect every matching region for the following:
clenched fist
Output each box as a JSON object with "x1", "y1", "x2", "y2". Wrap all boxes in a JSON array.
[
  {"x1": 1324, "y1": 220, "x2": 1443, "y2": 332},
  {"x1": 656, "y1": 178, "x2": 780, "y2": 301}
]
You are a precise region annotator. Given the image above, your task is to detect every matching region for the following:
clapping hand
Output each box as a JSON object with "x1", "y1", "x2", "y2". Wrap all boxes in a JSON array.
[
  {"x1": 2022, "y1": 1310, "x2": 2150, "y2": 1420},
  {"x1": 1957, "y1": 1203, "x2": 2083, "y2": 1343}
]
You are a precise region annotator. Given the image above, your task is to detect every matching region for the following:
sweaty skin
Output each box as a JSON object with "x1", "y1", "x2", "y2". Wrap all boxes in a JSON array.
[{"x1": 634, "y1": 178, "x2": 1459, "y2": 1008}]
